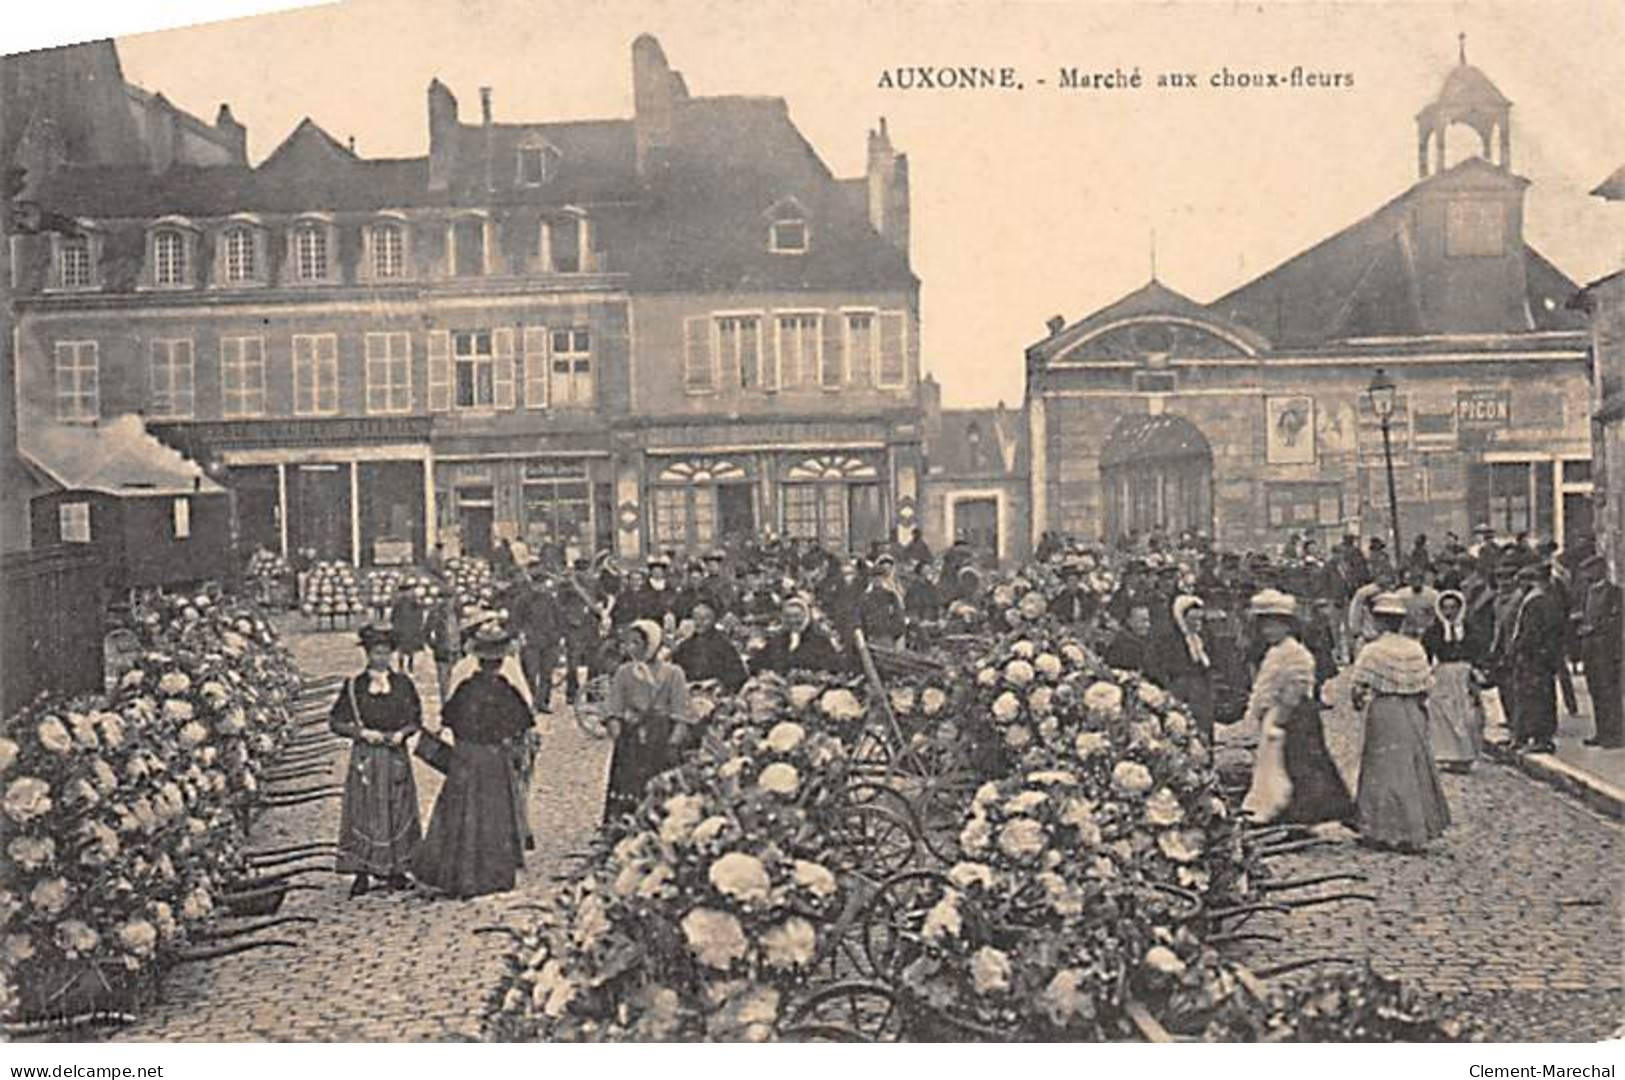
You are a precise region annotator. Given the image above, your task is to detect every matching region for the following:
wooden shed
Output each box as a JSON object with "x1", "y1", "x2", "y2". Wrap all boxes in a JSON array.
[{"x1": 22, "y1": 415, "x2": 232, "y2": 592}]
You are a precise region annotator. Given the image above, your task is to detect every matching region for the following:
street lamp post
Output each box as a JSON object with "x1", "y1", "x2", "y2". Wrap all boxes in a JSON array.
[{"x1": 1366, "y1": 368, "x2": 1403, "y2": 560}]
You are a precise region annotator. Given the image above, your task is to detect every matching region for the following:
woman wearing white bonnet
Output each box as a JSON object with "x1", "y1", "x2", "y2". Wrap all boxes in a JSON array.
[{"x1": 602, "y1": 618, "x2": 694, "y2": 820}]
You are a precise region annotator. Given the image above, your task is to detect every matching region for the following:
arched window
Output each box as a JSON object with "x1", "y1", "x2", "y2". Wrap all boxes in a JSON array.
[
  {"x1": 153, "y1": 228, "x2": 187, "y2": 286},
  {"x1": 223, "y1": 225, "x2": 256, "y2": 282},
  {"x1": 294, "y1": 222, "x2": 329, "y2": 281}
]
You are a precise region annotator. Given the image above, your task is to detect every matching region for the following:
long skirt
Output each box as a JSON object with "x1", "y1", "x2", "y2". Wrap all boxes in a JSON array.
[
  {"x1": 1428, "y1": 661, "x2": 1482, "y2": 769},
  {"x1": 335, "y1": 744, "x2": 422, "y2": 876},
  {"x1": 605, "y1": 716, "x2": 673, "y2": 820},
  {"x1": 1278, "y1": 701, "x2": 1355, "y2": 824},
  {"x1": 1357, "y1": 694, "x2": 1451, "y2": 850},
  {"x1": 414, "y1": 742, "x2": 524, "y2": 898},
  {"x1": 1168, "y1": 671, "x2": 1215, "y2": 745}
]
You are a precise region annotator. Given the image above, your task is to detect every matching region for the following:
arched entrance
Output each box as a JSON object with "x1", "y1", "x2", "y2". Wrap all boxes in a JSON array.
[{"x1": 1100, "y1": 413, "x2": 1214, "y2": 543}]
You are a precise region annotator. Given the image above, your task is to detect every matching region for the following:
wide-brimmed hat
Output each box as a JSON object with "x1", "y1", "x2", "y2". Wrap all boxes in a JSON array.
[
  {"x1": 357, "y1": 623, "x2": 396, "y2": 649},
  {"x1": 470, "y1": 622, "x2": 513, "y2": 657},
  {"x1": 1371, "y1": 592, "x2": 1408, "y2": 618},
  {"x1": 1247, "y1": 589, "x2": 1297, "y2": 618}
]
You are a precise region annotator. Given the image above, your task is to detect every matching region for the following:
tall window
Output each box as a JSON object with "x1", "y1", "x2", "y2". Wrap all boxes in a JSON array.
[
  {"x1": 776, "y1": 313, "x2": 820, "y2": 388},
  {"x1": 549, "y1": 328, "x2": 593, "y2": 406},
  {"x1": 58, "y1": 502, "x2": 91, "y2": 544},
  {"x1": 365, "y1": 332, "x2": 412, "y2": 413},
  {"x1": 292, "y1": 334, "x2": 339, "y2": 415},
  {"x1": 844, "y1": 312, "x2": 876, "y2": 385},
  {"x1": 220, "y1": 336, "x2": 267, "y2": 418},
  {"x1": 651, "y1": 487, "x2": 717, "y2": 550},
  {"x1": 54, "y1": 341, "x2": 98, "y2": 422},
  {"x1": 149, "y1": 339, "x2": 195, "y2": 419},
  {"x1": 781, "y1": 484, "x2": 847, "y2": 549},
  {"x1": 717, "y1": 315, "x2": 764, "y2": 391},
  {"x1": 371, "y1": 222, "x2": 405, "y2": 279},
  {"x1": 452, "y1": 217, "x2": 486, "y2": 277},
  {"x1": 547, "y1": 216, "x2": 583, "y2": 273},
  {"x1": 223, "y1": 226, "x2": 256, "y2": 283},
  {"x1": 453, "y1": 329, "x2": 495, "y2": 408},
  {"x1": 294, "y1": 223, "x2": 329, "y2": 281},
  {"x1": 153, "y1": 228, "x2": 187, "y2": 286},
  {"x1": 1486, "y1": 462, "x2": 1533, "y2": 534},
  {"x1": 58, "y1": 237, "x2": 93, "y2": 288}
]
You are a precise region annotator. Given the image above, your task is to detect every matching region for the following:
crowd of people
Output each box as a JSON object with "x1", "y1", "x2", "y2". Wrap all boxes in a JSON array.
[{"x1": 320, "y1": 521, "x2": 1622, "y2": 898}]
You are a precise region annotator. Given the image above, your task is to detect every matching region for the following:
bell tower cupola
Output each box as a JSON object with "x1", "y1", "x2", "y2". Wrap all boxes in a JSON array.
[{"x1": 1416, "y1": 34, "x2": 1512, "y2": 179}]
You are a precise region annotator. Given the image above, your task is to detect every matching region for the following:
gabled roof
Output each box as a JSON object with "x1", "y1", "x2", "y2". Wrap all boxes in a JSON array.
[
  {"x1": 20, "y1": 415, "x2": 224, "y2": 497},
  {"x1": 1210, "y1": 157, "x2": 1577, "y2": 346},
  {"x1": 630, "y1": 95, "x2": 914, "y2": 291},
  {"x1": 1032, "y1": 279, "x2": 1270, "y2": 360},
  {"x1": 927, "y1": 407, "x2": 1028, "y2": 478}
]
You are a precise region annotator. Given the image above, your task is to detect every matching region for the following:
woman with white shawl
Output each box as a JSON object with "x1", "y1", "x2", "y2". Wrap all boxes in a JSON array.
[
  {"x1": 1349, "y1": 593, "x2": 1451, "y2": 851},
  {"x1": 1240, "y1": 589, "x2": 1354, "y2": 825}
]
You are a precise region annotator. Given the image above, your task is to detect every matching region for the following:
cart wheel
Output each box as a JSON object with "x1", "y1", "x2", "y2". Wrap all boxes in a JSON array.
[
  {"x1": 827, "y1": 804, "x2": 919, "y2": 883},
  {"x1": 859, "y1": 869, "x2": 954, "y2": 980},
  {"x1": 780, "y1": 981, "x2": 902, "y2": 1043}
]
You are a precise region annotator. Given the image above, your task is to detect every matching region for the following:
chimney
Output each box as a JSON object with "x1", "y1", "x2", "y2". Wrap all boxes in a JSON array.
[
  {"x1": 347, "y1": 135, "x2": 357, "y2": 154},
  {"x1": 632, "y1": 34, "x2": 685, "y2": 176},
  {"x1": 427, "y1": 78, "x2": 459, "y2": 191},
  {"x1": 214, "y1": 103, "x2": 248, "y2": 165},
  {"x1": 866, "y1": 118, "x2": 910, "y2": 257},
  {"x1": 479, "y1": 87, "x2": 494, "y2": 190}
]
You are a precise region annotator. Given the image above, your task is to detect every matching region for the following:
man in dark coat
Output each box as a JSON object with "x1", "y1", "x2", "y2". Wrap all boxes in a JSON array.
[
  {"x1": 902, "y1": 527, "x2": 933, "y2": 568},
  {"x1": 512, "y1": 570, "x2": 563, "y2": 708},
  {"x1": 1578, "y1": 553, "x2": 1624, "y2": 748},
  {"x1": 560, "y1": 560, "x2": 606, "y2": 699},
  {"x1": 671, "y1": 602, "x2": 748, "y2": 693},
  {"x1": 1049, "y1": 559, "x2": 1097, "y2": 626},
  {"x1": 904, "y1": 560, "x2": 944, "y2": 623},
  {"x1": 1509, "y1": 563, "x2": 1565, "y2": 752},
  {"x1": 1104, "y1": 604, "x2": 1155, "y2": 673},
  {"x1": 859, "y1": 552, "x2": 908, "y2": 648},
  {"x1": 750, "y1": 597, "x2": 846, "y2": 675}
]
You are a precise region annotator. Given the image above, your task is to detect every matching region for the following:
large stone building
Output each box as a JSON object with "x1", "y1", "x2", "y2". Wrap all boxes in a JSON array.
[
  {"x1": 1027, "y1": 51, "x2": 1594, "y2": 553},
  {"x1": 9, "y1": 35, "x2": 921, "y2": 567}
]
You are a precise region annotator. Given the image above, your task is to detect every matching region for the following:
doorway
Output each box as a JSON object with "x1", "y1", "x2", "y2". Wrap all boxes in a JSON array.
[
  {"x1": 953, "y1": 496, "x2": 1000, "y2": 559},
  {"x1": 848, "y1": 483, "x2": 885, "y2": 554},
  {"x1": 287, "y1": 464, "x2": 351, "y2": 562},
  {"x1": 458, "y1": 485, "x2": 495, "y2": 559}
]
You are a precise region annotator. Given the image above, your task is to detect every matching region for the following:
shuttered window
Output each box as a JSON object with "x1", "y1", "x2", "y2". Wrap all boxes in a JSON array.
[
  {"x1": 292, "y1": 334, "x2": 339, "y2": 415},
  {"x1": 524, "y1": 326, "x2": 549, "y2": 408},
  {"x1": 684, "y1": 316, "x2": 715, "y2": 394},
  {"x1": 493, "y1": 327, "x2": 517, "y2": 409},
  {"x1": 149, "y1": 339, "x2": 195, "y2": 419},
  {"x1": 427, "y1": 330, "x2": 452, "y2": 412},
  {"x1": 876, "y1": 311, "x2": 907, "y2": 388},
  {"x1": 364, "y1": 332, "x2": 412, "y2": 414}
]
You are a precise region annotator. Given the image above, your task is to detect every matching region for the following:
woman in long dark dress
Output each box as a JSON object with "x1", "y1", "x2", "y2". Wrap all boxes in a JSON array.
[
  {"x1": 1350, "y1": 594, "x2": 1451, "y2": 851},
  {"x1": 1420, "y1": 589, "x2": 1487, "y2": 771},
  {"x1": 329, "y1": 624, "x2": 423, "y2": 897},
  {"x1": 603, "y1": 620, "x2": 694, "y2": 820},
  {"x1": 413, "y1": 625, "x2": 530, "y2": 898},
  {"x1": 391, "y1": 583, "x2": 427, "y2": 673},
  {"x1": 1238, "y1": 589, "x2": 1354, "y2": 825}
]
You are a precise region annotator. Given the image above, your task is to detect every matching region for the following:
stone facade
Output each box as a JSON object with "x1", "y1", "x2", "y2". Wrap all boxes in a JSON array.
[
  {"x1": 1027, "y1": 53, "x2": 1594, "y2": 555},
  {"x1": 7, "y1": 35, "x2": 919, "y2": 566}
]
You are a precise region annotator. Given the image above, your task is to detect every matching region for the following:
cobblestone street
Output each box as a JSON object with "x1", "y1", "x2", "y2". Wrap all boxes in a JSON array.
[{"x1": 110, "y1": 627, "x2": 1623, "y2": 1042}]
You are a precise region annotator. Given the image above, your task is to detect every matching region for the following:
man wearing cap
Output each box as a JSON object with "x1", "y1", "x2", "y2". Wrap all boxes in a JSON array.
[
  {"x1": 1509, "y1": 563, "x2": 1564, "y2": 753},
  {"x1": 1578, "y1": 553, "x2": 1624, "y2": 748},
  {"x1": 560, "y1": 560, "x2": 607, "y2": 701},
  {"x1": 1050, "y1": 558, "x2": 1097, "y2": 626},
  {"x1": 904, "y1": 559, "x2": 944, "y2": 624}
]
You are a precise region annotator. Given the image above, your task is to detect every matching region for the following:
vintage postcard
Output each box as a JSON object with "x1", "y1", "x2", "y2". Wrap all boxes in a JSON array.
[{"x1": 1, "y1": 0, "x2": 1621, "y2": 1057}]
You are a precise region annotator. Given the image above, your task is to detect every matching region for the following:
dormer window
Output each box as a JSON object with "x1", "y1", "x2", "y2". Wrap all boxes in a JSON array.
[
  {"x1": 153, "y1": 227, "x2": 189, "y2": 286},
  {"x1": 771, "y1": 219, "x2": 807, "y2": 254},
  {"x1": 50, "y1": 226, "x2": 100, "y2": 291},
  {"x1": 541, "y1": 209, "x2": 592, "y2": 274},
  {"x1": 517, "y1": 143, "x2": 561, "y2": 186},
  {"x1": 450, "y1": 213, "x2": 490, "y2": 277},
  {"x1": 360, "y1": 215, "x2": 411, "y2": 283},
  {"x1": 767, "y1": 197, "x2": 809, "y2": 254},
  {"x1": 224, "y1": 226, "x2": 256, "y2": 282},
  {"x1": 294, "y1": 222, "x2": 329, "y2": 280}
]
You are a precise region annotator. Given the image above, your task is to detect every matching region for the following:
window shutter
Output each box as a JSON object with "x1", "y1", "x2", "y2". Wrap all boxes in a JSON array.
[
  {"x1": 759, "y1": 313, "x2": 779, "y2": 392},
  {"x1": 524, "y1": 326, "x2": 549, "y2": 408},
  {"x1": 822, "y1": 312, "x2": 843, "y2": 388},
  {"x1": 683, "y1": 315, "x2": 714, "y2": 393},
  {"x1": 493, "y1": 327, "x2": 517, "y2": 409},
  {"x1": 427, "y1": 329, "x2": 452, "y2": 412},
  {"x1": 877, "y1": 311, "x2": 907, "y2": 388}
]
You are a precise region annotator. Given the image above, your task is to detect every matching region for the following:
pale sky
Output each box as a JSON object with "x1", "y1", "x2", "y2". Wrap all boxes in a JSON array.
[{"x1": 106, "y1": 0, "x2": 1625, "y2": 407}]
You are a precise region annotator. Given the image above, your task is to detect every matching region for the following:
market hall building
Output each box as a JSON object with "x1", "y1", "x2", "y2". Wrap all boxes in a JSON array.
[
  {"x1": 9, "y1": 35, "x2": 921, "y2": 568},
  {"x1": 1026, "y1": 51, "x2": 1594, "y2": 553}
]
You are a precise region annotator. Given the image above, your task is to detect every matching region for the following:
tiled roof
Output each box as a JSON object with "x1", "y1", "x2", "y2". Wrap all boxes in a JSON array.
[
  {"x1": 439, "y1": 118, "x2": 639, "y2": 205},
  {"x1": 1211, "y1": 157, "x2": 1578, "y2": 346},
  {"x1": 20, "y1": 414, "x2": 225, "y2": 497},
  {"x1": 927, "y1": 408, "x2": 1028, "y2": 478}
]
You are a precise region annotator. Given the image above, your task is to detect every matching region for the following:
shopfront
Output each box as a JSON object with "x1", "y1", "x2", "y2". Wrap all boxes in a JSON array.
[
  {"x1": 648, "y1": 457, "x2": 757, "y2": 554},
  {"x1": 434, "y1": 454, "x2": 612, "y2": 563},
  {"x1": 778, "y1": 453, "x2": 887, "y2": 554}
]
